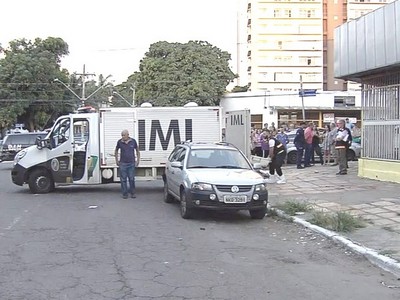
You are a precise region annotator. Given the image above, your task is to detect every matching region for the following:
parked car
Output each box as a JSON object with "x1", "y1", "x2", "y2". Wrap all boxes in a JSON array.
[
  {"x1": 285, "y1": 131, "x2": 361, "y2": 164},
  {"x1": 163, "y1": 142, "x2": 268, "y2": 219},
  {"x1": 0, "y1": 132, "x2": 47, "y2": 162}
]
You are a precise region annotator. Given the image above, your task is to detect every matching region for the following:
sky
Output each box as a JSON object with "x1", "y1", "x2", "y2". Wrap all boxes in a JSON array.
[{"x1": 1, "y1": 0, "x2": 247, "y2": 85}]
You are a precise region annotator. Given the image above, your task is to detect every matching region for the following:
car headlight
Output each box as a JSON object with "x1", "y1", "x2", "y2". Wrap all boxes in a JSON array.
[
  {"x1": 255, "y1": 183, "x2": 267, "y2": 191},
  {"x1": 14, "y1": 149, "x2": 27, "y2": 164},
  {"x1": 191, "y1": 182, "x2": 213, "y2": 191}
]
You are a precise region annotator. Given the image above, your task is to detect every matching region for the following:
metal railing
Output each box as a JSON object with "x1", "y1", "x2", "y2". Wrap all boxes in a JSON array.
[{"x1": 361, "y1": 72, "x2": 400, "y2": 160}]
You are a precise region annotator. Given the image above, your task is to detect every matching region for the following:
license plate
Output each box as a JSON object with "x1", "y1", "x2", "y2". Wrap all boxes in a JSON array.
[{"x1": 223, "y1": 195, "x2": 247, "y2": 203}]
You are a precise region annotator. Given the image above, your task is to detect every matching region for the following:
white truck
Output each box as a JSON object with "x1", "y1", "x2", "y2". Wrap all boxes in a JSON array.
[{"x1": 11, "y1": 106, "x2": 252, "y2": 193}]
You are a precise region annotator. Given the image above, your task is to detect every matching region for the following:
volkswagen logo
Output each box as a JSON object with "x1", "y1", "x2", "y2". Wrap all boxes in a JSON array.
[{"x1": 231, "y1": 185, "x2": 239, "y2": 193}]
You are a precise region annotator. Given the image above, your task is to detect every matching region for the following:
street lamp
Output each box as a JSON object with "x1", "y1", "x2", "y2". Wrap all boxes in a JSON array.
[
  {"x1": 55, "y1": 75, "x2": 112, "y2": 107},
  {"x1": 54, "y1": 78, "x2": 82, "y2": 105},
  {"x1": 111, "y1": 91, "x2": 134, "y2": 107}
]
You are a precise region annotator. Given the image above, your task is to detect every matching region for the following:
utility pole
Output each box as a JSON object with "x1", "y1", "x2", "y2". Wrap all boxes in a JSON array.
[
  {"x1": 300, "y1": 75, "x2": 305, "y2": 121},
  {"x1": 55, "y1": 65, "x2": 111, "y2": 108},
  {"x1": 75, "y1": 64, "x2": 95, "y2": 106}
]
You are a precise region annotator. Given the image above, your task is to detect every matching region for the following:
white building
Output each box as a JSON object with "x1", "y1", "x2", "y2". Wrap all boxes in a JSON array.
[
  {"x1": 244, "y1": 0, "x2": 393, "y2": 93},
  {"x1": 220, "y1": 91, "x2": 361, "y2": 129}
]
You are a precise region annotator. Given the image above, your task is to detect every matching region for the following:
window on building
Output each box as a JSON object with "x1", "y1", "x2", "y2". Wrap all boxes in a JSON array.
[
  {"x1": 334, "y1": 96, "x2": 345, "y2": 107},
  {"x1": 284, "y1": 9, "x2": 292, "y2": 17},
  {"x1": 274, "y1": 9, "x2": 281, "y2": 17},
  {"x1": 277, "y1": 40, "x2": 282, "y2": 49},
  {"x1": 300, "y1": 9, "x2": 315, "y2": 18},
  {"x1": 300, "y1": 56, "x2": 314, "y2": 66},
  {"x1": 274, "y1": 72, "x2": 293, "y2": 82},
  {"x1": 251, "y1": 115, "x2": 263, "y2": 129}
]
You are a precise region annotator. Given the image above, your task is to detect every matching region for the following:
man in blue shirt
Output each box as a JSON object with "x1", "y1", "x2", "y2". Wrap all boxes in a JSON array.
[
  {"x1": 294, "y1": 122, "x2": 307, "y2": 169},
  {"x1": 115, "y1": 129, "x2": 140, "y2": 199}
]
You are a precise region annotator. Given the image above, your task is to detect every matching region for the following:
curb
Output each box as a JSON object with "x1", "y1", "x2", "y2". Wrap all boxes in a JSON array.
[{"x1": 272, "y1": 208, "x2": 400, "y2": 278}]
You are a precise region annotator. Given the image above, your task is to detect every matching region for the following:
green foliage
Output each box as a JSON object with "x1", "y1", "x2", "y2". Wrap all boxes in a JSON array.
[
  {"x1": 132, "y1": 41, "x2": 236, "y2": 107},
  {"x1": 309, "y1": 211, "x2": 365, "y2": 233},
  {"x1": 0, "y1": 37, "x2": 72, "y2": 132},
  {"x1": 111, "y1": 74, "x2": 138, "y2": 107},
  {"x1": 231, "y1": 85, "x2": 249, "y2": 93},
  {"x1": 277, "y1": 200, "x2": 312, "y2": 216}
]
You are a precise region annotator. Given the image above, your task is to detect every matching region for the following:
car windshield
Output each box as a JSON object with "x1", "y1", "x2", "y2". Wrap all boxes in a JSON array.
[{"x1": 187, "y1": 148, "x2": 251, "y2": 169}]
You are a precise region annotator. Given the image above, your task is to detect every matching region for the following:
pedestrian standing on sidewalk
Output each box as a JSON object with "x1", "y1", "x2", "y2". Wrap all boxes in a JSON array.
[
  {"x1": 329, "y1": 121, "x2": 338, "y2": 166},
  {"x1": 276, "y1": 128, "x2": 289, "y2": 164},
  {"x1": 311, "y1": 126, "x2": 323, "y2": 165},
  {"x1": 260, "y1": 130, "x2": 270, "y2": 158},
  {"x1": 276, "y1": 128, "x2": 289, "y2": 151},
  {"x1": 294, "y1": 122, "x2": 307, "y2": 169},
  {"x1": 334, "y1": 119, "x2": 349, "y2": 175},
  {"x1": 115, "y1": 129, "x2": 141, "y2": 199},
  {"x1": 264, "y1": 129, "x2": 287, "y2": 184},
  {"x1": 253, "y1": 129, "x2": 263, "y2": 157},
  {"x1": 304, "y1": 122, "x2": 314, "y2": 167},
  {"x1": 322, "y1": 124, "x2": 332, "y2": 165}
]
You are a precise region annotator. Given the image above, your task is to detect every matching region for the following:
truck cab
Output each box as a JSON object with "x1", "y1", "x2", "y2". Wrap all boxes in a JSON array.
[{"x1": 12, "y1": 113, "x2": 100, "y2": 193}]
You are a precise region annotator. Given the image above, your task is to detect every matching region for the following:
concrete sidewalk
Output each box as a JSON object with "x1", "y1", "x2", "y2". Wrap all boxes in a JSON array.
[{"x1": 267, "y1": 161, "x2": 400, "y2": 277}]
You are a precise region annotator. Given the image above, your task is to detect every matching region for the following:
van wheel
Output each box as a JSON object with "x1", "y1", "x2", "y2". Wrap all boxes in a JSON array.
[
  {"x1": 163, "y1": 181, "x2": 174, "y2": 203},
  {"x1": 287, "y1": 152, "x2": 297, "y2": 164},
  {"x1": 28, "y1": 169, "x2": 54, "y2": 194},
  {"x1": 180, "y1": 190, "x2": 194, "y2": 219}
]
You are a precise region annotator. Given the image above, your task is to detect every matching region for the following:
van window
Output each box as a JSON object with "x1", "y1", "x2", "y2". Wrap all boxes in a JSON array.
[{"x1": 51, "y1": 118, "x2": 71, "y2": 147}]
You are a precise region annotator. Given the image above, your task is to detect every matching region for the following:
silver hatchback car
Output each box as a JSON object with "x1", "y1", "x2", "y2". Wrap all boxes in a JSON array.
[{"x1": 163, "y1": 142, "x2": 268, "y2": 219}]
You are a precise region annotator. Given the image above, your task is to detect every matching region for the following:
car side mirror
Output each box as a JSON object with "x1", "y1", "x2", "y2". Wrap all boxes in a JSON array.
[
  {"x1": 171, "y1": 161, "x2": 183, "y2": 169},
  {"x1": 253, "y1": 163, "x2": 262, "y2": 170},
  {"x1": 36, "y1": 136, "x2": 51, "y2": 150}
]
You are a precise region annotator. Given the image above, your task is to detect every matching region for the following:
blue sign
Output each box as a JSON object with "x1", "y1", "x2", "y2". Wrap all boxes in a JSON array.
[{"x1": 299, "y1": 89, "x2": 317, "y2": 97}]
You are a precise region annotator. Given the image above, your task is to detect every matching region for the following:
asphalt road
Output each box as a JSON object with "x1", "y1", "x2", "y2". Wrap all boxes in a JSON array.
[{"x1": 1, "y1": 162, "x2": 399, "y2": 300}]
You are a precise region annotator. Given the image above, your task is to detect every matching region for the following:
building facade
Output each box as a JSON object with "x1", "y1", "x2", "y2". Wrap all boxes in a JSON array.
[
  {"x1": 246, "y1": 0, "x2": 393, "y2": 93},
  {"x1": 220, "y1": 91, "x2": 361, "y2": 129},
  {"x1": 335, "y1": 0, "x2": 400, "y2": 183}
]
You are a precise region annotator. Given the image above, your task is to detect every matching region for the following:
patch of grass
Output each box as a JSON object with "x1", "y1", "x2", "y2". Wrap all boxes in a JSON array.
[
  {"x1": 309, "y1": 211, "x2": 366, "y2": 233},
  {"x1": 276, "y1": 200, "x2": 312, "y2": 216}
]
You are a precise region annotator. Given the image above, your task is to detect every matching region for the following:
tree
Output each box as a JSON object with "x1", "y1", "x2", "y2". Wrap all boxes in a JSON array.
[
  {"x1": 0, "y1": 37, "x2": 72, "y2": 132},
  {"x1": 231, "y1": 85, "x2": 249, "y2": 93},
  {"x1": 131, "y1": 41, "x2": 236, "y2": 107},
  {"x1": 113, "y1": 73, "x2": 138, "y2": 107}
]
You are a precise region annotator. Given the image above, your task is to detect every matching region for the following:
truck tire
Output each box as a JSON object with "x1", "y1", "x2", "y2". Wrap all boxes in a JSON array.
[
  {"x1": 287, "y1": 151, "x2": 297, "y2": 164},
  {"x1": 180, "y1": 190, "x2": 194, "y2": 219},
  {"x1": 249, "y1": 207, "x2": 267, "y2": 219},
  {"x1": 28, "y1": 169, "x2": 54, "y2": 194},
  {"x1": 163, "y1": 181, "x2": 174, "y2": 203}
]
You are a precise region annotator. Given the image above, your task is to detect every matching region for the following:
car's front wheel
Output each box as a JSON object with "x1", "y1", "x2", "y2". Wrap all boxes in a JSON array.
[
  {"x1": 249, "y1": 207, "x2": 267, "y2": 219},
  {"x1": 28, "y1": 169, "x2": 54, "y2": 194},
  {"x1": 163, "y1": 181, "x2": 174, "y2": 203},
  {"x1": 180, "y1": 190, "x2": 194, "y2": 219},
  {"x1": 287, "y1": 151, "x2": 297, "y2": 164}
]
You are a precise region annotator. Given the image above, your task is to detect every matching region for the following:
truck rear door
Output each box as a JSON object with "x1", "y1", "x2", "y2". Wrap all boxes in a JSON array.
[{"x1": 224, "y1": 109, "x2": 251, "y2": 159}]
